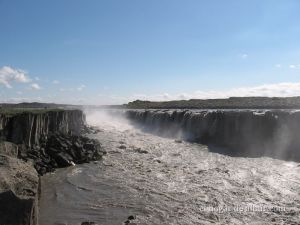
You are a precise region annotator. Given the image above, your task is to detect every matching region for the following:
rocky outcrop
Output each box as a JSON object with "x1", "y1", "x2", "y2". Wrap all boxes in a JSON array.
[
  {"x1": 26, "y1": 133, "x2": 105, "y2": 175},
  {"x1": 0, "y1": 109, "x2": 105, "y2": 225},
  {"x1": 0, "y1": 110, "x2": 85, "y2": 147},
  {"x1": 0, "y1": 155, "x2": 39, "y2": 225},
  {"x1": 126, "y1": 109, "x2": 300, "y2": 162}
]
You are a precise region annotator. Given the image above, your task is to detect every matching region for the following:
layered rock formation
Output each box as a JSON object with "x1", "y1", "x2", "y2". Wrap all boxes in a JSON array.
[
  {"x1": 0, "y1": 109, "x2": 85, "y2": 147},
  {"x1": 0, "y1": 109, "x2": 104, "y2": 225},
  {"x1": 126, "y1": 109, "x2": 300, "y2": 162}
]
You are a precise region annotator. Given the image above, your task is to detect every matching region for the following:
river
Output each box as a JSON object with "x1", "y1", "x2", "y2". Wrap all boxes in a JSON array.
[{"x1": 39, "y1": 110, "x2": 300, "y2": 225}]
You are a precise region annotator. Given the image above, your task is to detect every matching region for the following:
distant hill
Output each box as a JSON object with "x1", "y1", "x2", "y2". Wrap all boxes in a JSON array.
[
  {"x1": 0, "y1": 102, "x2": 125, "y2": 110},
  {"x1": 0, "y1": 102, "x2": 73, "y2": 109},
  {"x1": 126, "y1": 97, "x2": 300, "y2": 109},
  {"x1": 4, "y1": 97, "x2": 300, "y2": 110}
]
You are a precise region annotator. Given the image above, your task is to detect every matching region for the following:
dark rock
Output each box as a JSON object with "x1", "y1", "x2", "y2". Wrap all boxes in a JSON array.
[
  {"x1": 134, "y1": 148, "x2": 148, "y2": 154},
  {"x1": 83, "y1": 143, "x2": 95, "y2": 151},
  {"x1": 0, "y1": 109, "x2": 106, "y2": 223},
  {"x1": 0, "y1": 110, "x2": 85, "y2": 147},
  {"x1": 27, "y1": 133, "x2": 106, "y2": 174},
  {"x1": 81, "y1": 222, "x2": 98, "y2": 225},
  {"x1": 119, "y1": 145, "x2": 127, "y2": 149},
  {"x1": 128, "y1": 215, "x2": 135, "y2": 220},
  {"x1": 126, "y1": 109, "x2": 300, "y2": 162},
  {"x1": 54, "y1": 152, "x2": 73, "y2": 167}
]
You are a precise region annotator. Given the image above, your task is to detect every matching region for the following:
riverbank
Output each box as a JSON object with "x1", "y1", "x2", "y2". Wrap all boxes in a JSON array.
[{"x1": 0, "y1": 109, "x2": 106, "y2": 225}]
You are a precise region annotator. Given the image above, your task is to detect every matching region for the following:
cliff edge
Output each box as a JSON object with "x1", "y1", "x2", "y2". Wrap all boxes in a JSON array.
[{"x1": 0, "y1": 108, "x2": 105, "y2": 225}]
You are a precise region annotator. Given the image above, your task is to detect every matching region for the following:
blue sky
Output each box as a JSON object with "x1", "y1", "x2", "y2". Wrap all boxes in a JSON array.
[{"x1": 1, "y1": 0, "x2": 300, "y2": 104}]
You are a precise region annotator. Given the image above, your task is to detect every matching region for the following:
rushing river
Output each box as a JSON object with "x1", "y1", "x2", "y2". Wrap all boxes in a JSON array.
[{"x1": 39, "y1": 110, "x2": 300, "y2": 225}]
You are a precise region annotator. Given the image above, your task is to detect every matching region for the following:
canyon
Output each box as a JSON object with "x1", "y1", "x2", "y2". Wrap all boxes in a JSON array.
[{"x1": 1, "y1": 107, "x2": 300, "y2": 224}]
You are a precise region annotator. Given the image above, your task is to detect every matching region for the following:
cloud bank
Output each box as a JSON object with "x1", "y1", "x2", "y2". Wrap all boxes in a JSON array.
[
  {"x1": 0, "y1": 66, "x2": 31, "y2": 88},
  {"x1": 123, "y1": 82, "x2": 300, "y2": 103},
  {"x1": 30, "y1": 83, "x2": 42, "y2": 90}
]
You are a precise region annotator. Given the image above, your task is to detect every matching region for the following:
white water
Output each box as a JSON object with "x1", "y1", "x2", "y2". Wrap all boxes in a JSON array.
[{"x1": 39, "y1": 110, "x2": 300, "y2": 225}]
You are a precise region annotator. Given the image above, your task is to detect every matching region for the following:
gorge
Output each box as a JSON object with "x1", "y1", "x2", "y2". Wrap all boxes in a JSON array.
[
  {"x1": 39, "y1": 109, "x2": 300, "y2": 225},
  {"x1": 1, "y1": 108, "x2": 300, "y2": 225}
]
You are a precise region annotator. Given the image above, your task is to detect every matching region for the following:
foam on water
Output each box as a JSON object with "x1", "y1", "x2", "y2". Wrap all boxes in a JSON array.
[{"x1": 39, "y1": 110, "x2": 300, "y2": 225}]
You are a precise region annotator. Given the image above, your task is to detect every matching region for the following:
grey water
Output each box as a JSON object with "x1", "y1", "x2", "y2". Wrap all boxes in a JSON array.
[{"x1": 39, "y1": 110, "x2": 300, "y2": 225}]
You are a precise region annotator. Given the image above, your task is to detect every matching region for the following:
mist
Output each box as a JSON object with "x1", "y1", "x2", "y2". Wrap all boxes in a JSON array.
[{"x1": 85, "y1": 109, "x2": 133, "y2": 132}]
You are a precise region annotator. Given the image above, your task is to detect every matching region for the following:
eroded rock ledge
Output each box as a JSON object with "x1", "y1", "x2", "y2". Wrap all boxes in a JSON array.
[
  {"x1": 0, "y1": 109, "x2": 105, "y2": 225},
  {"x1": 126, "y1": 109, "x2": 300, "y2": 162}
]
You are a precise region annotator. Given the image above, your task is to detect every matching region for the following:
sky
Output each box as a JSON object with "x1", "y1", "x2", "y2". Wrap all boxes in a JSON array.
[{"x1": 1, "y1": 0, "x2": 300, "y2": 105}]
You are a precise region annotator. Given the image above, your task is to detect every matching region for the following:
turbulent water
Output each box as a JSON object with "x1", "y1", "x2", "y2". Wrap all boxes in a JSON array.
[{"x1": 39, "y1": 110, "x2": 300, "y2": 225}]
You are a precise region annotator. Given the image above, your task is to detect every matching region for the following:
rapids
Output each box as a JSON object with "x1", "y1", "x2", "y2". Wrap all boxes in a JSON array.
[{"x1": 39, "y1": 110, "x2": 300, "y2": 225}]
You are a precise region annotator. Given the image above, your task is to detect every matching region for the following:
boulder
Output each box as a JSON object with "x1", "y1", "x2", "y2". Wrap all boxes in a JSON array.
[
  {"x1": 81, "y1": 222, "x2": 98, "y2": 225},
  {"x1": 0, "y1": 141, "x2": 18, "y2": 157},
  {"x1": 0, "y1": 154, "x2": 39, "y2": 225}
]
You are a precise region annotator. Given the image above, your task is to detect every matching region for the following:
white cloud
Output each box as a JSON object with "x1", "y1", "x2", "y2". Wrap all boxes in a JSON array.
[
  {"x1": 163, "y1": 93, "x2": 170, "y2": 99},
  {"x1": 30, "y1": 83, "x2": 41, "y2": 90},
  {"x1": 117, "y1": 82, "x2": 300, "y2": 104},
  {"x1": 240, "y1": 53, "x2": 248, "y2": 59},
  {"x1": 193, "y1": 83, "x2": 300, "y2": 99},
  {"x1": 0, "y1": 66, "x2": 31, "y2": 88},
  {"x1": 77, "y1": 84, "x2": 86, "y2": 91},
  {"x1": 275, "y1": 64, "x2": 281, "y2": 68},
  {"x1": 35, "y1": 77, "x2": 40, "y2": 81},
  {"x1": 289, "y1": 64, "x2": 300, "y2": 69},
  {"x1": 188, "y1": 83, "x2": 300, "y2": 99},
  {"x1": 289, "y1": 65, "x2": 296, "y2": 69},
  {"x1": 52, "y1": 80, "x2": 60, "y2": 84},
  {"x1": 50, "y1": 82, "x2": 300, "y2": 105}
]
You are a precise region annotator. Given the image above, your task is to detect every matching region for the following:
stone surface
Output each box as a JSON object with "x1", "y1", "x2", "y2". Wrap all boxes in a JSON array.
[
  {"x1": 0, "y1": 110, "x2": 86, "y2": 147},
  {"x1": 0, "y1": 109, "x2": 106, "y2": 224},
  {"x1": 0, "y1": 154, "x2": 39, "y2": 225},
  {"x1": 25, "y1": 133, "x2": 106, "y2": 175},
  {"x1": 0, "y1": 141, "x2": 18, "y2": 157},
  {"x1": 127, "y1": 109, "x2": 300, "y2": 162}
]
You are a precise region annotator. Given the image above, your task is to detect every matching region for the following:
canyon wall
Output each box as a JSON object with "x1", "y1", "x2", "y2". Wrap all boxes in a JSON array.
[
  {"x1": 0, "y1": 110, "x2": 85, "y2": 147},
  {"x1": 0, "y1": 109, "x2": 98, "y2": 225},
  {"x1": 126, "y1": 109, "x2": 300, "y2": 162}
]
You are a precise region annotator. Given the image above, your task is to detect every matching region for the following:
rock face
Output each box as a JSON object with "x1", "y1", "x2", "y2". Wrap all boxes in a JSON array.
[
  {"x1": 27, "y1": 133, "x2": 105, "y2": 175},
  {"x1": 0, "y1": 110, "x2": 85, "y2": 147},
  {"x1": 0, "y1": 155, "x2": 39, "y2": 225},
  {"x1": 0, "y1": 109, "x2": 105, "y2": 225},
  {"x1": 126, "y1": 109, "x2": 300, "y2": 162}
]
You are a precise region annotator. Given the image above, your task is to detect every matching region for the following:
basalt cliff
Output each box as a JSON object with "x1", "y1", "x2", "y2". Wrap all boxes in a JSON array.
[
  {"x1": 126, "y1": 109, "x2": 300, "y2": 162},
  {"x1": 0, "y1": 109, "x2": 105, "y2": 225}
]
